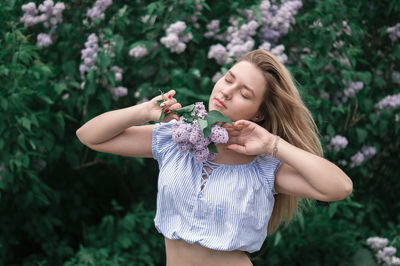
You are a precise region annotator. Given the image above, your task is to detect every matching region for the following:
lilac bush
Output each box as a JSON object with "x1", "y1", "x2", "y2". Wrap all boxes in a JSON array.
[
  {"x1": 350, "y1": 146, "x2": 377, "y2": 168},
  {"x1": 367, "y1": 237, "x2": 400, "y2": 265},
  {"x1": 375, "y1": 93, "x2": 400, "y2": 110},
  {"x1": 20, "y1": 0, "x2": 65, "y2": 47},
  {"x1": 326, "y1": 135, "x2": 348, "y2": 152},
  {"x1": 79, "y1": 33, "x2": 99, "y2": 80}
]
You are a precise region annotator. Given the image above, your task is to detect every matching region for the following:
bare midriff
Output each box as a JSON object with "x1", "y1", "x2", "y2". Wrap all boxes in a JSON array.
[{"x1": 165, "y1": 237, "x2": 253, "y2": 266}]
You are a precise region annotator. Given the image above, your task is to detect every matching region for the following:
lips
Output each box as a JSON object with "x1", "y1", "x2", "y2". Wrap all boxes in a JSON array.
[{"x1": 215, "y1": 98, "x2": 227, "y2": 109}]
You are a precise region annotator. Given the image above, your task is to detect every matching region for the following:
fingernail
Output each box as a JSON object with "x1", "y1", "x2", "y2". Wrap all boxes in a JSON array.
[
  {"x1": 164, "y1": 108, "x2": 170, "y2": 114},
  {"x1": 160, "y1": 103, "x2": 165, "y2": 107},
  {"x1": 168, "y1": 94, "x2": 172, "y2": 99}
]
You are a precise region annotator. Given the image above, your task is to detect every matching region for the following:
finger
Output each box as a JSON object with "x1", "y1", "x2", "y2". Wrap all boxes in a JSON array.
[
  {"x1": 168, "y1": 102, "x2": 182, "y2": 111},
  {"x1": 165, "y1": 90, "x2": 176, "y2": 100},
  {"x1": 226, "y1": 144, "x2": 247, "y2": 154},
  {"x1": 160, "y1": 98, "x2": 177, "y2": 108},
  {"x1": 233, "y1": 120, "x2": 250, "y2": 127}
]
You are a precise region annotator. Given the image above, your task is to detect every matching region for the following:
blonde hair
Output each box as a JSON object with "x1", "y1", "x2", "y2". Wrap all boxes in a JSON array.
[{"x1": 238, "y1": 49, "x2": 324, "y2": 235}]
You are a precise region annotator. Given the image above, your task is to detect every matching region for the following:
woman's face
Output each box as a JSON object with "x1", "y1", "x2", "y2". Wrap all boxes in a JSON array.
[{"x1": 209, "y1": 61, "x2": 267, "y2": 122}]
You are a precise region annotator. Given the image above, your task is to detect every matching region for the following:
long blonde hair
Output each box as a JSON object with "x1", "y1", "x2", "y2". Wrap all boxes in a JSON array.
[{"x1": 238, "y1": 49, "x2": 324, "y2": 235}]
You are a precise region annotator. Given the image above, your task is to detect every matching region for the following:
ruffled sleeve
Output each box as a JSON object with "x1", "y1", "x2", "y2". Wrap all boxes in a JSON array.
[
  {"x1": 152, "y1": 119, "x2": 177, "y2": 164},
  {"x1": 256, "y1": 155, "x2": 283, "y2": 195}
]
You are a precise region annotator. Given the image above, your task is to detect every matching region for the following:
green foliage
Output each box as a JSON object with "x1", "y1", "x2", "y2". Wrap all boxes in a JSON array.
[{"x1": 0, "y1": 0, "x2": 399, "y2": 265}]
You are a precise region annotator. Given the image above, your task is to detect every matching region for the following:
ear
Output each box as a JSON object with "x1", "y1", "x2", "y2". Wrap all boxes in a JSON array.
[{"x1": 251, "y1": 112, "x2": 264, "y2": 122}]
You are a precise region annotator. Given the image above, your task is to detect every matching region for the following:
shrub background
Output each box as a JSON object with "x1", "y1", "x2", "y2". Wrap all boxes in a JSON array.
[{"x1": 0, "y1": 0, "x2": 399, "y2": 265}]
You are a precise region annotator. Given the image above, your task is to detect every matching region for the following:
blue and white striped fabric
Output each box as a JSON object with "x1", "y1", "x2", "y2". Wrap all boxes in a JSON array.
[{"x1": 152, "y1": 120, "x2": 282, "y2": 253}]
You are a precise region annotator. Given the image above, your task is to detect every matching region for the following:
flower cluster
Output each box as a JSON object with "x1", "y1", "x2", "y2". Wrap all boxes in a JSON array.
[
  {"x1": 160, "y1": 21, "x2": 193, "y2": 54},
  {"x1": 129, "y1": 46, "x2": 148, "y2": 58},
  {"x1": 86, "y1": 0, "x2": 112, "y2": 22},
  {"x1": 366, "y1": 236, "x2": 400, "y2": 265},
  {"x1": 387, "y1": 23, "x2": 400, "y2": 42},
  {"x1": 208, "y1": 19, "x2": 259, "y2": 65},
  {"x1": 350, "y1": 146, "x2": 376, "y2": 168},
  {"x1": 333, "y1": 80, "x2": 364, "y2": 105},
  {"x1": 20, "y1": 1, "x2": 66, "y2": 47},
  {"x1": 375, "y1": 93, "x2": 400, "y2": 110},
  {"x1": 326, "y1": 135, "x2": 348, "y2": 152},
  {"x1": 109, "y1": 86, "x2": 128, "y2": 101},
  {"x1": 392, "y1": 71, "x2": 400, "y2": 85},
  {"x1": 79, "y1": 33, "x2": 99, "y2": 79},
  {"x1": 259, "y1": 0, "x2": 303, "y2": 43},
  {"x1": 171, "y1": 102, "x2": 229, "y2": 163},
  {"x1": 111, "y1": 65, "x2": 122, "y2": 81}
]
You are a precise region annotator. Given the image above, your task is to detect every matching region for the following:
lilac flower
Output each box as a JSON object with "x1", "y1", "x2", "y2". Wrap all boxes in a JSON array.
[
  {"x1": 129, "y1": 46, "x2": 148, "y2": 58},
  {"x1": 212, "y1": 72, "x2": 223, "y2": 83},
  {"x1": 350, "y1": 146, "x2": 376, "y2": 168},
  {"x1": 191, "y1": 102, "x2": 207, "y2": 119},
  {"x1": 204, "y1": 20, "x2": 220, "y2": 38},
  {"x1": 375, "y1": 93, "x2": 400, "y2": 110},
  {"x1": 327, "y1": 135, "x2": 348, "y2": 152},
  {"x1": 208, "y1": 44, "x2": 229, "y2": 65},
  {"x1": 367, "y1": 237, "x2": 389, "y2": 250},
  {"x1": 109, "y1": 86, "x2": 127, "y2": 101},
  {"x1": 387, "y1": 23, "x2": 400, "y2": 42},
  {"x1": 37, "y1": 33, "x2": 52, "y2": 47},
  {"x1": 377, "y1": 246, "x2": 398, "y2": 264},
  {"x1": 86, "y1": 0, "x2": 112, "y2": 22},
  {"x1": 193, "y1": 148, "x2": 210, "y2": 163},
  {"x1": 259, "y1": 0, "x2": 302, "y2": 43},
  {"x1": 334, "y1": 80, "x2": 364, "y2": 105},
  {"x1": 111, "y1": 66, "x2": 123, "y2": 81},
  {"x1": 210, "y1": 125, "x2": 229, "y2": 144},
  {"x1": 80, "y1": 33, "x2": 99, "y2": 79},
  {"x1": 160, "y1": 21, "x2": 192, "y2": 53}
]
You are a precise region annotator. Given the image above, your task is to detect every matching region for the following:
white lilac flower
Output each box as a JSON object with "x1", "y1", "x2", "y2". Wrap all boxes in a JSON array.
[
  {"x1": 375, "y1": 93, "x2": 400, "y2": 110},
  {"x1": 204, "y1": 20, "x2": 220, "y2": 38},
  {"x1": 367, "y1": 237, "x2": 389, "y2": 250},
  {"x1": 270, "y1": 44, "x2": 288, "y2": 63},
  {"x1": 86, "y1": 0, "x2": 112, "y2": 22},
  {"x1": 160, "y1": 21, "x2": 192, "y2": 54},
  {"x1": 37, "y1": 33, "x2": 52, "y2": 47},
  {"x1": 387, "y1": 23, "x2": 400, "y2": 42},
  {"x1": 129, "y1": 46, "x2": 148, "y2": 58}
]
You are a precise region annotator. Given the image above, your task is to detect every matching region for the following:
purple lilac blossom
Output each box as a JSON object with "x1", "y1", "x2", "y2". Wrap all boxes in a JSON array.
[
  {"x1": 86, "y1": 0, "x2": 112, "y2": 22},
  {"x1": 191, "y1": 102, "x2": 207, "y2": 119},
  {"x1": 160, "y1": 21, "x2": 192, "y2": 54},
  {"x1": 350, "y1": 146, "x2": 376, "y2": 168},
  {"x1": 171, "y1": 109, "x2": 229, "y2": 163},
  {"x1": 111, "y1": 65, "x2": 122, "y2": 81},
  {"x1": 333, "y1": 80, "x2": 364, "y2": 105},
  {"x1": 367, "y1": 237, "x2": 389, "y2": 250},
  {"x1": 204, "y1": 20, "x2": 220, "y2": 39},
  {"x1": 387, "y1": 23, "x2": 400, "y2": 42},
  {"x1": 110, "y1": 86, "x2": 127, "y2": 101},
  {"x1": 375, "y1": 93, "x2": 400, "y2": 110},
  {"x1": 129, "y1": 46, "x2": 148, "y2": 58},
  {"x1": 259, "y1": 0, "x2": 302, "y2": 43},
  {"x1": 377, "y1": 247, "x2": 398, "y2": 264},
  {"x1": 80, "y1": 33, "x2": 99, "y2": 79},
  {"x1": 327, "y1": 135, "x2": 348, "y2": 152},
  {"x1": 37, "y1": 33, "x2": 52, "y2": 47}
]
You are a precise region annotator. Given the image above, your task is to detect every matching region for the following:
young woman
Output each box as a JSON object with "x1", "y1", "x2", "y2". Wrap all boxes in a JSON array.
[{"x1": 76, "y1": 49, "x2": 353, "y2": 266}]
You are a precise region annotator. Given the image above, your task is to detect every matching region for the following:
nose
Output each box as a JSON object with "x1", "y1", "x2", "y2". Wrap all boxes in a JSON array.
[{"x1": 220, "y1": 84, "x2": 235, "y2": 100}]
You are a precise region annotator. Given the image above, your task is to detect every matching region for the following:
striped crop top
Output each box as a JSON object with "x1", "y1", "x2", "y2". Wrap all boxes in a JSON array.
[{"x1": 152, "y1": 120, "x2": 283, "y2": 253}]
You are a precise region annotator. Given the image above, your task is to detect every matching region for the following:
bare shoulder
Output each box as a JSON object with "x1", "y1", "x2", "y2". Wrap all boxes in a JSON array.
[{"x1": 84, "y1": 124, "x2": 155, "y2": 158}]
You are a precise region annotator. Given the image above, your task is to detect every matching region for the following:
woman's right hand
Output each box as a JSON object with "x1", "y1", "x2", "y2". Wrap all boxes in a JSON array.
[{"x1": 147, "y1": 89, "x2": 182, "y2": 122}]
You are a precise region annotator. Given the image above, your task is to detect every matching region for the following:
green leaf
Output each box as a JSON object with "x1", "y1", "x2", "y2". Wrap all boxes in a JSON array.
[
  {"x1": 158, "y1": 111, "x2": 166, "y2": 123},
  {"x1": 273, "y1": 231, "x2": 282, "y2": 246},
  {"x1": 208, "y1": 143, "x2": 218, "y2": 153},
  {"x1": 157, "y1": 100, "x2": 163, "y2": 106},
  {"x1": 20, "y1": 117, "x2": 31, "y2": 131},
  {"x1": 197, "y1": 118, "x2": 208, "y2": 137},
  {"x1": 176, "y1": 104, "x2": 194, "y2": 115},
  {"x1": 356, "y1": 128, "x2": 368, "y2": 143},
  {"x1": 202, "y1": 110, "x2": 232, "y2": 138}
]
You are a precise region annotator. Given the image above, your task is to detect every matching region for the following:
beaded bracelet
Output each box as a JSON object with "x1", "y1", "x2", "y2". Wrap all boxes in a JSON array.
[{"x1": 271, "y1": 135, "x2": 280, "y2": 158}]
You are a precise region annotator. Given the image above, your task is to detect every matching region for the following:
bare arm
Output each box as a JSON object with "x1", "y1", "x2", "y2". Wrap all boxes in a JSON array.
[{"x1": 76, "y1": 90, "x2": 181, "y2": 158}]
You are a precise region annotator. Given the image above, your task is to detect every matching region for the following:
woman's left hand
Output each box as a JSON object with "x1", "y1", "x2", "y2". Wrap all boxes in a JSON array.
[{"x1": 225, "y1": 120, "x2": 275, "y2": 156}]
